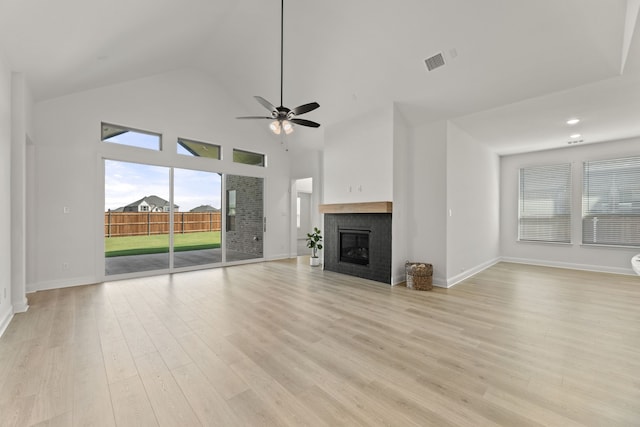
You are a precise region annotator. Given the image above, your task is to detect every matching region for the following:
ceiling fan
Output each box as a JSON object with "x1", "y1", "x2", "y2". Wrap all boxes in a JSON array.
[{"x1": 236, "y1": 0, "x2": 320, "y2": 135}]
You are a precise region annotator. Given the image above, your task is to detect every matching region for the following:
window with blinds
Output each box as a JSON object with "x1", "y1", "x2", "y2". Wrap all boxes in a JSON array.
[
  {"x1": 582, "y1": 156, "x2": 640, "y2": 246},
  {"x1": 519, "y1": 163, "x2": 571, "y2": 243}
]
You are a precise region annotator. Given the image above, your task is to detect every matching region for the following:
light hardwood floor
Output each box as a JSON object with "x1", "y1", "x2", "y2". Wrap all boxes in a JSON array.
[{"x1": 1, "y1": 260, "x2": 639, "y2": 426}]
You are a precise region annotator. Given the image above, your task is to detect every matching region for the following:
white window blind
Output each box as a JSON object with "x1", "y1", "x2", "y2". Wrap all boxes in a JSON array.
[
  {"x1": 582, "y1": 156, "x2": 640, "y2": 246},
  {"x1": 519, "y1": 163, "x2": 571, "y2": 243}
]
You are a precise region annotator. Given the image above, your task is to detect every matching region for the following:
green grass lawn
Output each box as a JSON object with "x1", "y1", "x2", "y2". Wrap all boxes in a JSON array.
[{"x1": 105, "y1": 231, "x2": 221, "y2": 257}]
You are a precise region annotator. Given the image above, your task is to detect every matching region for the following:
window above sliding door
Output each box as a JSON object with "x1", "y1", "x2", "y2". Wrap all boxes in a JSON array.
[
  {"x1": 178, "y1": 138, "x2": 221, "y2": 160},
  {"x1": 101, "y1": 123, "x2": 161, "y2": 151}
]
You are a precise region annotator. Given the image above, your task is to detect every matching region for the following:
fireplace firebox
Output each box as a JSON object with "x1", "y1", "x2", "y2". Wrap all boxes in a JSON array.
[{"x1": 340, "y1": 229, "x2": 370, "y2": 265}]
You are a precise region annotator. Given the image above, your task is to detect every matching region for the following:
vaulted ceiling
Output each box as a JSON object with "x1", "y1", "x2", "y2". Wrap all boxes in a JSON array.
[{"x1": 1, "y1": 0, "x2": 639, "y2": 154}]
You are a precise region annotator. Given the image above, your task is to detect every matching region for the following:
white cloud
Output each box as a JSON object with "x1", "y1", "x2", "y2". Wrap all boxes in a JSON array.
[{"x1": 105, "y1": 160, "x2": 222, "y2": 211}]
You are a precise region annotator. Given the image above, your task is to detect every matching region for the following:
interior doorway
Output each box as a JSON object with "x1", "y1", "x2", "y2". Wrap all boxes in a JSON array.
[{"x1": 295, "y1": 177, "x2": 313, "y2": 256}]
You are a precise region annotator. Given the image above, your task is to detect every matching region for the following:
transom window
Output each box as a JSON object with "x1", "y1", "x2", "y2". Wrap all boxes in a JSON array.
[
  {"x1": 233, "y1": 149, "x2": 265, "y2": 167},
  {"x1": 178, "y1": 138, "x2": 221, "y2": 160},
  {"x1": 101, "y1": 123, "x2": 161, "y2": 151}
]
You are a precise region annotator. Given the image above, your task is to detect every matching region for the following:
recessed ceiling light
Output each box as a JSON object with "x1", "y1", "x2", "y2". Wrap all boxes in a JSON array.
[
  {"x1": 566, "y1": 118, "x2": 580, "y2": 125},
  {"x1": 570, "y1": 133, "x2": 581, "y2": 139}
]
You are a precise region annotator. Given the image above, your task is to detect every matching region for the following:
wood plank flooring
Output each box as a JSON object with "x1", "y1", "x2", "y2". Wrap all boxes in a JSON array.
[{"x1": 1, "y1": 260, "x2": 639, "y2": 426}]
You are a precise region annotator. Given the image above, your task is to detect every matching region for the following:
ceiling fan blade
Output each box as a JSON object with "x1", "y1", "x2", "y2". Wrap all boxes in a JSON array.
[
  {"x1": 236, "y1": 116, "x2": 273, "y2": 120},
  {"x1": 254, "y1": 96, "x2": 277, "y2": 113},
  {"x1": 290, "y1": 118, "x2": 321, "y2": 128},
  {"x1": 291, "y1": 102, "x2": 320, "y2": 116}
]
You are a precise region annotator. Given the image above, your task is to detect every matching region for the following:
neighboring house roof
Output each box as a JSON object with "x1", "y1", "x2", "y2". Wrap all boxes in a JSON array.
[
  {"x1": 190, "y1": 205, "x2": 220, "y2": 213},
  {"x1": 110, "y1": 207, "x2": 125, "y2": 212},
  {"x1": 123, "y1": 195, "x2": 178, "y2": 211}
]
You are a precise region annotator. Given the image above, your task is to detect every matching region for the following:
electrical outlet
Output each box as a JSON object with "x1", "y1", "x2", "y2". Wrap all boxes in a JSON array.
[{"x1": 62, "y1": 262, "x2": 69, "y2": 270}]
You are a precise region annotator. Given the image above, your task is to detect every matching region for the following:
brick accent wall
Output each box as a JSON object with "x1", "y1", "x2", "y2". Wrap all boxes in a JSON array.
[{"x1": 226, "y1": 175, "x2": 264, "y2": 257}]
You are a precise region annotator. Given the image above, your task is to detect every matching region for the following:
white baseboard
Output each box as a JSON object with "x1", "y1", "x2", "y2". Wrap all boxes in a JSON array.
[
  {"x1": 393, "y1": 275, "x2": 447, "y2": 288},
  {"x1": 27, "y1": 276, "x2": 98, "y2": 293},
  {"x1": 433, "y1": 275, "x2": 447, "y2": 288},
  {"x1": 13, "y1": 297, "x2": 29, "y2": 313},
  {"x1": 441, "y1": 257, "x2": 635, "y2": 289},
  {"x1": 446, "y1": 257, "x2": 501, "y2": 288},
  {"x1": 500, "y1": 257, "x2": 636, "y2": 276},
  {"x1": 265, "y1": 253, "x2": 291, "y2": 261},
  {"x1": 0, "y1": 309, "x2": 13, "y2": 338}
]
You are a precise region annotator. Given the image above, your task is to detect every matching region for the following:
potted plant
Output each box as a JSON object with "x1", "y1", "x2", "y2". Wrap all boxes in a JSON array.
[{"x1": 306, "y1": 227, "x2": 323, "y2": 267}]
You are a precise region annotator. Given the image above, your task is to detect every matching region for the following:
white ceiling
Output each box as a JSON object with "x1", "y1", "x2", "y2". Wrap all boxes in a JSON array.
[{"x1": 1, "y1": 0, "x2": 639, "y2": 155}]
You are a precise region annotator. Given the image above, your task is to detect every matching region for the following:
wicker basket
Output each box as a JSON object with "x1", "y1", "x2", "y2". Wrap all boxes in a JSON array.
[{"x1": 405, "y1": 262, "x2": 433, "y2": 291}]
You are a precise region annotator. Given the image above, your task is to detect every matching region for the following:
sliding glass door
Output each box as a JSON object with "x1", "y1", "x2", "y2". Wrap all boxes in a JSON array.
[
  {"x1": 104, "y1": 161, "x2": 262, "y2": 276},
  {"x1": 104, "y1": 160, "x2": 170, "y2": 275},
  {"x1": 173, "y1": 168, "x2": 222, "y2": 269}
]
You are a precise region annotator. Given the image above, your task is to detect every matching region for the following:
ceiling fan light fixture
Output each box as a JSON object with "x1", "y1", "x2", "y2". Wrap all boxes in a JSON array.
[
  {"x1": 270, "y1": 120, "x2": 282, "y2": 135},
  {"x1": 283, "y1": 120, "x2": 294, "y2": 134}
]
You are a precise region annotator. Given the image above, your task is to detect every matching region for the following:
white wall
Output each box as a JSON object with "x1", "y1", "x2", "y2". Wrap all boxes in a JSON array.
[
  {"x1": 31, "y1": 68, "x2": 292, "y2": 291},
  {"x1": 10, "y1": 72, "x2": 32, "y2": 313},
  {"x1": 501, "y1": 137, "x2": 640, "y2": 274},
  {"x1": 323, "y1": 106, "x2": 393, "y2": 203},
  {"x1": 0, "y1": 53, "x2": 12, "y2": 335},
  {"x1": 446, "y1": 122, "x2": 500, "y2": 286},
  {"x1": 408, "y1": 121, "x2": 448, "y2": 285},
  {"x1": 391, "y1": 105, "x2": 410, "y2": 284}
]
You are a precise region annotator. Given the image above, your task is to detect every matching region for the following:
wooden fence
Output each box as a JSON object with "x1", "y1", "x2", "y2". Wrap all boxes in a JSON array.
[{"x1": 105, "y1": 211, "x2": 221, "y2": 237}]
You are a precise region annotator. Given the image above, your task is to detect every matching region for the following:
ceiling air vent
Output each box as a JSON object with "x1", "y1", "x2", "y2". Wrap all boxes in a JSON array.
[{"x1": 425, "y1": 53, "x2": 445, "y2": 71}]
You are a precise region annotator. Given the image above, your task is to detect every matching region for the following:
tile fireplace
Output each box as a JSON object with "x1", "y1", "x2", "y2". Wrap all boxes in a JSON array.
[{"x1": 323, "y1": 212, "x2": 391, "y2": 284}]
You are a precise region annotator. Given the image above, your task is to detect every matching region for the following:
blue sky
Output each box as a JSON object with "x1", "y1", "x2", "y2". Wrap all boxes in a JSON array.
[{"x1": 105, "y1": 160, "x2": 221, "y2": 211}]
